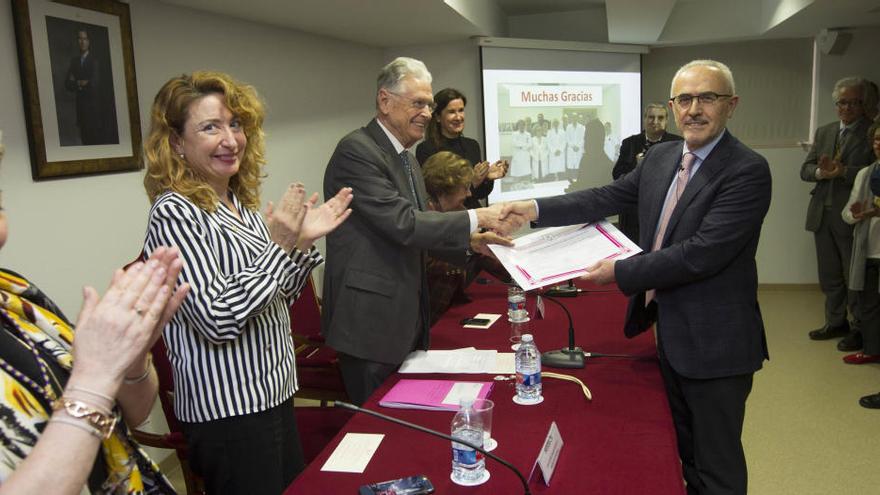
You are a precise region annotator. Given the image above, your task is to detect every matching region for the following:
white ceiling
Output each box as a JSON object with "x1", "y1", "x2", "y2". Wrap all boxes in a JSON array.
[{"x1": 159, "y1": 0, "x2": 880, "y2": 47}]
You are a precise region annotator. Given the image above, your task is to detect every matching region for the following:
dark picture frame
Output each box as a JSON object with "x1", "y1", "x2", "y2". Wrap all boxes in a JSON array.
[{"x1": 12, "y1": 0, "x2": 141, "y2": 180}]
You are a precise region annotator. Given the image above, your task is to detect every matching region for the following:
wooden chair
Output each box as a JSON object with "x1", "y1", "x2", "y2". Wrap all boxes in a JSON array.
[{"x1": 130, "y1": 337, "x2": 205, "y2": 495}]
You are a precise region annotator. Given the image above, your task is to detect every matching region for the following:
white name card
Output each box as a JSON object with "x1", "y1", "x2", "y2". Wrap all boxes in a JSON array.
[{"x1": 529, "y1": 421, "x2": 564, "y2": 485}]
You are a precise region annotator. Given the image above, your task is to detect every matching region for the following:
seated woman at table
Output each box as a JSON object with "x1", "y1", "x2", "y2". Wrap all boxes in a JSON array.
[
  {"x1": 141, "y1": 71, "x2": 352, "y2": 494},
  {"x1": 0, "y1": 138, "x2": 188, "y2": 494},
  {"x1": 422, "y1": 151, "x2": 513, "y2": 326}
]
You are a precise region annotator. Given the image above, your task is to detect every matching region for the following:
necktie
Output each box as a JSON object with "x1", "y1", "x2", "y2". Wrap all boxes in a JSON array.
[
  {"x1": 646, "y1": 152, "x2": 695, "y2": 305},
  {"x1": 834, "y1": 128, "x2": 849, "y2": 160},
  {"x1": 400, "y1": 150, "x2": 421, "y2": 209}
]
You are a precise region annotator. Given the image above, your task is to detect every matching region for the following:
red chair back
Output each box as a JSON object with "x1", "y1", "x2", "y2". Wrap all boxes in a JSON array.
[{"x1": 289, "y1": 275, "x2": 323, "y2": 341}]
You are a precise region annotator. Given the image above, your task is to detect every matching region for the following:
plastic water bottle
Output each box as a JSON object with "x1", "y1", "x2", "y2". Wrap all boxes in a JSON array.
[
  {"x1": 451, "y1": 398, "x2": 486, "y2": 484},
  {"x1": 515, "y1": 334, "x2": 542, "y2": 402},
  {"x1": 507, "y1": 285, "x2": 527, "y2": 321}
]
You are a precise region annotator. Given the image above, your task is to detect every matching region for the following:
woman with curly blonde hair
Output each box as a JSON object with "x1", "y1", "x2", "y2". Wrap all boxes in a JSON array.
[{"x1": 141, "y1": 71, "x2": 352, "y2": 494}]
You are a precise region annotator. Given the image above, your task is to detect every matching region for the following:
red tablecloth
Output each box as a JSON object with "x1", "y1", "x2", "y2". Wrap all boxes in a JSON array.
[{"x1": 286, "y1": 279, "x2": 685, "y2": 494}]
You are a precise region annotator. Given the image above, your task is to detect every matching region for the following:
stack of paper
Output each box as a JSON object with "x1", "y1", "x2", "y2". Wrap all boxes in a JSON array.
[
  {"x1": 398, "y1": 348, "x2": 514, "y2": 374},
  {"x1": 378, "y1": 379, "x2": 493, "y2": 411}
]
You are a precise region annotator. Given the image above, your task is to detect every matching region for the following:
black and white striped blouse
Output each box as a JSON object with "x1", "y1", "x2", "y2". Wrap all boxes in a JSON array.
[{"x1": 143, "y1": 191, "x2": 322, "y2": 423}]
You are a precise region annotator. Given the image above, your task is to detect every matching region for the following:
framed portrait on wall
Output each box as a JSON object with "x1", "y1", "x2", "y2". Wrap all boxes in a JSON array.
[{"x1": 12, "y1": 0, "x2": 141, "y2": 180}]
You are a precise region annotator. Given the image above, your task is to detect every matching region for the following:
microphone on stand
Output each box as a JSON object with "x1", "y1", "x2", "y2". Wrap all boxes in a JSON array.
[
  {"x1": 334, "y1": 401, "x2": 531, "y2": 495},
  {"x1": 538, "y1": 293, "x2": 585, "y2": 369}
]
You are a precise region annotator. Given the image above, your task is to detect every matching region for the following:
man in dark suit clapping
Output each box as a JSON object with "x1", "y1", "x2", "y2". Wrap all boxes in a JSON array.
[
  {"x1": 801, "y1": 77, "x2": 875, "y2": 350},
  {"x1": 501, "y1": 60, "x2": 771, "y2": 494}
]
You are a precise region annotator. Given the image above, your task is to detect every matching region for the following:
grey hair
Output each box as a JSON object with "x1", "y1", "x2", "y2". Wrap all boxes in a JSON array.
[
  {"x1": 670, "y1": 60, "x2": 736, "y2": 96},
  {"x1": 832, "y1": 76, "x2": 868, "y2": 104},
  {"x1": 377, "y1": 57, "x2": 432, "y2": 94},
  {"x1": 643, "y1": 103, "x2": 668, "y2": 117}
]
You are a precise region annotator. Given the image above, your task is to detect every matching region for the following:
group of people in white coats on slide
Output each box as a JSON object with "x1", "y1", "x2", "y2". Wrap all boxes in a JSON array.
[{"x1": 509, "y1": 114, "x2": 587, "y2": 183}]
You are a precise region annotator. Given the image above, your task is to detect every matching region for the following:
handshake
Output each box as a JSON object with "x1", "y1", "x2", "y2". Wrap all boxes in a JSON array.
[{"x1": 468, "y1": 201, "x2": 539, "y2": 256}]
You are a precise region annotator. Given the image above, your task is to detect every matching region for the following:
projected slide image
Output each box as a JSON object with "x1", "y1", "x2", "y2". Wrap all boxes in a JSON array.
[{"x1": 483, "y1": 70, "x2": 640, "y2": 204}]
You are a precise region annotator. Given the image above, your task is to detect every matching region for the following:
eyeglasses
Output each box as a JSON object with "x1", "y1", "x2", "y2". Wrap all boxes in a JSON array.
[
  {"x1": 670, "y1": 92, "x2": 732, "y2": 109},
  {"x1": 835, "y1": 99, "x2": 863, "y2": 108},
  {"x1": 389, "y1": 91, "x2": 436, "y2": 112}
]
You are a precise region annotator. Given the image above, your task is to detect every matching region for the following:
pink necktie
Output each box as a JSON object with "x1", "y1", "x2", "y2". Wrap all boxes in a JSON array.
[{"x1": 646, "y1": 152, "x2": 695, "y2": 305}]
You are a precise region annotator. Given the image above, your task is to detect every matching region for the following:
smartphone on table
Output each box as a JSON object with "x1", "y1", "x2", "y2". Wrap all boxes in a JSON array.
[{"x1": 358, "y1": 474, "x2": 434, "y2": 495}]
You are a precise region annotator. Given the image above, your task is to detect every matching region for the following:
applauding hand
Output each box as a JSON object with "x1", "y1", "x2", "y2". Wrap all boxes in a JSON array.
[
  {"x1": 266, "y1": 183, "x2": 308, "y2": 253},
  {"x1": 472, "y1": 161, "x2": 490, "y2": 187},
  {"x1": 297, "y1": 187, "x2": 354, "y2": 251},
  {"x1": 487, "y1": 160, "x2": 509, "y2": 180},
  {"x1": 71, "y1": 247, "x2": 189, "y2": 397}
]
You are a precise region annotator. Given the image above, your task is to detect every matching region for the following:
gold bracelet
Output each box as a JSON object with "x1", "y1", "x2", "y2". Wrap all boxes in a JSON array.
[
  {"x1": 123, "y1": 354, "x2": 153, "y2": 385},
  {"x1": 52, "y1": 397, "x2": 117, "y2": 440}
]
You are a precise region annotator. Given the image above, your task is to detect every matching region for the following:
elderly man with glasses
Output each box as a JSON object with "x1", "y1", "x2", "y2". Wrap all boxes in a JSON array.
[
  {"x1": 802, "y1": 77, "x2": 875, "y2": 351},
  {"x1": 321, "y1": 57, "x2": 522, "y2": 405}
]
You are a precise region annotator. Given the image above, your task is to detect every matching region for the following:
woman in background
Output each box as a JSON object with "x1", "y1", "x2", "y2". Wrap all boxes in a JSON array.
[
  {"x1": 416, "y1": 88, "x2": 507, "y2": 207},
  {"x1": 842, "y1": 123, "x2": 880, "y2": 409},
  {"x1": 0, "y1": 136, "x2": 188, "y2": 494},
  {"x1": 142, "y1": 71, "x2": 352, "y2": 494}
]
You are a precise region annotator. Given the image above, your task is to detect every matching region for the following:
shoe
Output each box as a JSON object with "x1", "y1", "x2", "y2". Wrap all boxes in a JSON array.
[
  {"x1": 859, "y1": 392, "x2": 880, "y2": 409},
  {"x1": 837, "y1": 331, "x2": 863, "y2": 351},
  {"x1": 843, "y1": 352, "x2": 880, "y2": 364},
  {"x1": 808, "y1": 322, "x2": 849, "y2": 340}
]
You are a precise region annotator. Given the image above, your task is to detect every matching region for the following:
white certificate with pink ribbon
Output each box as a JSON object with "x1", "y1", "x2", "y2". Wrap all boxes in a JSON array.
[{"x1": 488, "y1": 220, "x2": 641, "y2": 291}]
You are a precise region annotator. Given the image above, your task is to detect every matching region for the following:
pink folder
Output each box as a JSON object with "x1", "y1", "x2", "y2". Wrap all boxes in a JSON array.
[{"x1": 378, "y1": 379, "x2": 494, "y2": 411}]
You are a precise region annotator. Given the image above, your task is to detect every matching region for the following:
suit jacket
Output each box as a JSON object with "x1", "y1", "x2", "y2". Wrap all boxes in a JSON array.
[
  {"x1": 322, "y1": 119, "x2": 471, "y2": 364},
  {"x1": 801, "y1": 118, "x2": 874, "y2": 232},
  {"x1": 536, "y1": 131, "x2": 771, "y2": 379}
]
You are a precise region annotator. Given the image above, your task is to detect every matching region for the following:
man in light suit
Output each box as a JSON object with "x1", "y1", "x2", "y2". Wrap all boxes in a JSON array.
[
  {"x1": 322, "y1": 58, "x2": 518, "y2": 405},
  {"x1": 501, "y1": 60, "x2": 771, "y2": 494},
  {"x1": 801, "y1": 77, "x2": 874, "y2": 350}
]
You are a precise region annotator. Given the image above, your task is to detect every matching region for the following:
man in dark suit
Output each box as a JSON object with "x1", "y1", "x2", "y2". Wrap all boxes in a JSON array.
[
  {"x1": 64, "y1": 30, "x2": 102, "y2": 145},
  {"x1": 321, "y1": 57, "x2": 518, "y2": 405},
  {"x1": 801, "y1": 77, "x2": 874, "y2": 350},
  {"x1": 612, "y1": 103, "x2": 683, "y2": 242},
  {"x1": 501, "y1": 60, "x2": 771, "y2": 494}
]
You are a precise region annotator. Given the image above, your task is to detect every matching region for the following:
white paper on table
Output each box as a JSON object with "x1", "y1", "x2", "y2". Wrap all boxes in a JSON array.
[
  {"x1": 493, "y1": 352, "x2": 516, "y2": 374},
  {"x1": 320, "y1": 433, "x2": 384, "y2": 473},
  {"x1": 398, "y1": 349, "x2": 498, "y2": 374},
  {"x1": 489, "y1": 220, "x2": 641, "y2": 291},
  {"x1": 441, "y1": 382, "x2": 485, "y2": 405}
]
